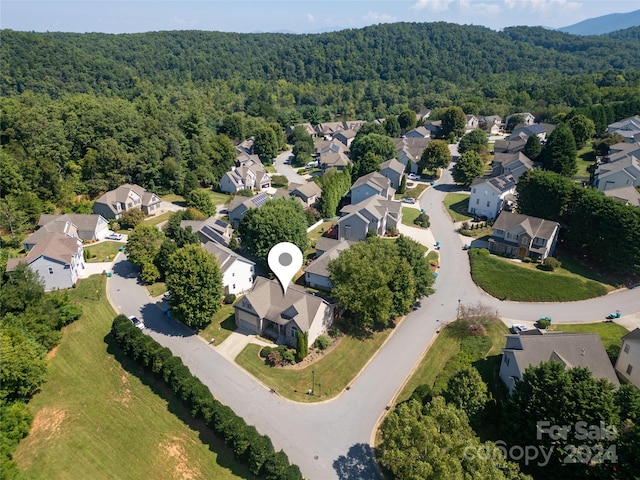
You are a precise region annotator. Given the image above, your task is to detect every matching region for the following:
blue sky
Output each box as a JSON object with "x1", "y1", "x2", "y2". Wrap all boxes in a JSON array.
[{"x1": 1, "y1": 0, "x2": 639, "y2": 34}]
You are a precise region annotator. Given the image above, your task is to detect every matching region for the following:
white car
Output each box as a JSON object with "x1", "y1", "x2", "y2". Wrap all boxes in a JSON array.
[
  {"x1": 128, "y1": 315, "x2": 145, "y2": 330},
  {"x1": 407, "y1": 173, "x2": 421, "y2": 181},
  {"x1": 401, "y1": 197, "x2": 416, "y2": 204},
  {"x1": 106, "y1": 232, "x2": 123, "y2": 241}
]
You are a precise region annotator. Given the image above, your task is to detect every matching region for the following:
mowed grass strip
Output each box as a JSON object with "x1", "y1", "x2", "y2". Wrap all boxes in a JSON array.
[
  {"x1": 468, "y1": 249, "x2": 609, "y2": 302},
  {"x1": 236, "y1": 329, "x2": 391, "y2": 403},
  {"x1": 199, "y1": 303, "x2": 238, "y2": 346},
  {"x1": 551, "y1": 322, "x2": 628, "y2": 352},
  {"x1": 397, "y1": 317, "x2": 508, "y2": 404},
  {"x1": 443, "y1": 193, "x2": 472, "y2": 222},
  {"x1": 14, "y1": 275, "x2": 247, "y2": 480},
  {"x1": 401, "y1": 207, "x2": 421, "y2": 227},
  {"x1": 83, "y1": 241, "x2": 123, "y2": 262}
]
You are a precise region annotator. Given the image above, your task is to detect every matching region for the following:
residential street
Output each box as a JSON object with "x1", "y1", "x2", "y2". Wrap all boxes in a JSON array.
[
  {"x1": 107, "y1": 162, "x2": 640, "y2": 480},
  {"x1": 273, "y1": 149, "x2": 307, "y2": 184}
]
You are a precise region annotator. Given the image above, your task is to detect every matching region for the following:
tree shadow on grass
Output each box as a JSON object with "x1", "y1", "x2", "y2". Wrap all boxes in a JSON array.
[
  {"x1": 103, "y1": 332, "x2": 258, "y2": 479},
  {"x1": 333, "y1": 443, "x2": 382, "y2": 480}
]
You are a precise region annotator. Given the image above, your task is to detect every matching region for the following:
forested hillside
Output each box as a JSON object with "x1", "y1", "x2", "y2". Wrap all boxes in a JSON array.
[{"x1": 3, "y1": 23, "x2": 640, "y2": 98}]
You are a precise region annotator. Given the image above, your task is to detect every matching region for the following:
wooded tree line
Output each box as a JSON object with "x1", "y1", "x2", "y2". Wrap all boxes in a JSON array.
[
  {"x1": 0, "y1": 264, "x2": 83, "y2": 478},
  {"x1": 516, "y1": 169, "x2": 640, "y2": 274},
  {"x1": 110, "y1": 315, "x2": 303, "y2": 479}
]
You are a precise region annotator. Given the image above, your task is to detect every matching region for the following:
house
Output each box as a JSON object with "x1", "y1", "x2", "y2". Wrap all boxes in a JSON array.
[
  {"x1": 423, "y1": 120, "x2": 442, "y2": 138},
  {"x1": 315, "y1": 139, "x2": 347, "y2": 156},
  {"x1": 219, "y1": 160, "x2": 271, "y2": 194},
  {"x1": 479, "y1": 115, "x2": 503, "y2": 134},
  {"x1": 236, "y1": 138, "x2": 254, "y2": 156},
  {"x1": 594, "y1": 151, "x2": 640, "y2": 192},
  {"x1": 234, "y1": 276, "x2": 334, "y2": 348},
  {"x1": 468, "y1": 174, "x2": 517, "y2": 220},
  {"x1": 379, "y1": 158, "x2": 406, "y2": 190},
  {"x1": 505, "y1": 112, "x2": 535, "y2": 128},
  {"x1": 35, "y1": 213, "x2": 110, "y2": 243},
  {"x1": 338, "y1": 196, "x2": 402, "y2": 241},
  {"x1": 488, "y1": 211, "x2": 560, "y2": 261},
  {"x1": 493, "y1": 134, "x2": 527, "y2": 154},
  {"x1": 333, "y1": 129, "x2": 357, "y2": 148},
  {"x1": 314, "y1": 121, "x2": 347, "y2": 139},
  {"x1": 511, "y1": 123, "x2": 556, "y2": 143},
  {"x1": 93, "y1": 184, "x2": 161, "y2": 219},
  {"x1": 393, "y1": 137, "x2": 430, "y2": 174},
  {"x1": 304, "y1": 239, "x2": 352, "y2": 291},
  {"x1": 491, "y1": 152, "x2": 535, "y2": 180},
  {"x1": 288, "y1": 182, "x2": 322, "y2": 207},
  {"x1": 319, "y1": 151, "x2": 351, "y2": 172},
  {"x1": 607, "y1": 115, "x2": 640, "y2": 142},
  {"x1": 6, "y1": 232, "x2": 85, "y2": 292},
  {"x1": 180, "y1": 216, "x2": 233, "y2": 246},
  {"x1": 500, "y1": 332, "x2": 620, "y2": 394},
  {"x1": 416, "y1": 107, "x2": 432, "y2": 123},
  {"x1": 227, "y1": 192, "x2": 270, "y2": 228},
  {"x1": 349, "y1": 171, "x2": 395, "y2": 204},
  {"x1": 602, "y1": 185, "x2": 640, "y2": 207},
  {"x1": 405, "y1": 126, "x2": 430, "y2": 139},
  {"x1": 465, "y1": 115, "x2": 479, "y2": 132},
  {"x1": 202, "y1": 241, "x2": 255, "y2": 295},
  {"x1": 289, "y1": 123, "x2": 317, "y2": 138},
  {"x1": 615, "y1": 328, "x2": 640, "y2": 388}
]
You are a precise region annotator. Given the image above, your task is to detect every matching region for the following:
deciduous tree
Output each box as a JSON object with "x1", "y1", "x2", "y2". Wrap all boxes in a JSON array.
[
  {"x1": 452, "y1": 151, "x2": 483, "y2": 187},
  {"x1": 124, "y1": 224, "x2": 165, "y2": 269},
  {"x1": 458, "y1": 129, "x2": 488, "y2": 154},
  {"x1": 441, "y1": 106, "x2": 466, "y2": 138},
  {"x1": 166, "y1": 244, "x2": 223, "y2": 330},
  {"x1": 568, "y1": 114, "x2": 595, "y2": 149},
  {"x1": 419, "y1": 139, "x2": 451, "y2": 172}
]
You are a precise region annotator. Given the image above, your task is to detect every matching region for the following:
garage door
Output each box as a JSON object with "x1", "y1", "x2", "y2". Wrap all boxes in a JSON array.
[{"x1": 236, "y1": 310, "x2": 258, "y2": 334}]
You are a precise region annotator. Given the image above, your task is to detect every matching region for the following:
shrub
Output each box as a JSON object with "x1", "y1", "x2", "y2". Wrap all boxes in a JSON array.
[
  {"x1": 328, "y1": 326, "x2": 341, "y2": 338},
  {"x1": 224, "y1": 293, "x2": 236, "y2": 305},
  {"x1": 314, "y1": 334, "x2": 330, "y2": 350},
  {"x1": 260, "y1": 346, "x2": 273, "y2": 359},
  {"x1": 237, "y1": 189, "x2": 253, "y2": 197},
  {"x1": 281, "y1": 349, "x2": 296, "y2": 365},
  {"x1": 266, "y1": 351, "x2": 283, "y2": 367},
  {"x1": 537, "y1": 318, "x2": 551, "y2": 329},
  {"x1": 414, "y1": 212, "x2": 430, "y2": 228},
  {"x1": 246, "y1": 432, "x2": 275, "y2": 475},
  {"x1": 541, "y1": 256, "x2": 561, "y2": 271},
  {"x1": 386, "y1": 226, "x2": 399, "y2": 236},
  {"x1": 522, "y1": 257, "x2": 532, "y2": 263}
]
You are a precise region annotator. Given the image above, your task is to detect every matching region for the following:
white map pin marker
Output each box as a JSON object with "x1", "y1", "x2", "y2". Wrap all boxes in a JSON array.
[{"x1": 268, "y1": 242, "x2": 303, "y2": 294}]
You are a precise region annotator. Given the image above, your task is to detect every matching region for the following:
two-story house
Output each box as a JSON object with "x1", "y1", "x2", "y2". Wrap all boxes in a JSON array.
[
  {"x1": 379, "y1": 158, "x2": 406, "y2": 190},
  {"x1": 615, "y1": 328, "x2": 640, "y2": 389},
  {"x1": 93, "y1": 184, "x2": 161, "y2": 219},
  {"x1": 338, "y1": 196, "x2": 402, "y2": 241},
  {"x1": 488, "y1": 211, "x2": 560, "y2": 261},
  {"x1": 393, "y1": 137, "x2": 430, "y2": 174},
  {"x1": 349, "y1": 172, "x2": 395, "y2": 204},
  {"x1": 219, "y1": 161, "x2": 271, "y2": 194},
  {"x1": 202, "y1": 241, "x2": 255, "y2": 295},
  {"x1": 468, "y1": 174, "x2": 516, "y2": 220}
]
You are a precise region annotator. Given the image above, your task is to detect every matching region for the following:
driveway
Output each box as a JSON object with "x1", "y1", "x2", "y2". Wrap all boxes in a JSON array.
[
  {"x1": 273, "y1": 149, "x2": 307, "y2": 184},
  {"x1": 107, "y1": 160, "x2": 640, "y2": 479}
]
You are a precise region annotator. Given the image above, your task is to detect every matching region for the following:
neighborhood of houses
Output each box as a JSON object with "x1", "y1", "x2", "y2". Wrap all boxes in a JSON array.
[{"x1": 7, "y1": 113, "x2": 640, "y2": 391}]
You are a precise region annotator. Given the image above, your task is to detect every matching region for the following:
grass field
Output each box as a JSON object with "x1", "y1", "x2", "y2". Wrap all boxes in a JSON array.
[
  {"x1": 235, "y1": 328, "x2": 392, "y2": 403},
  {"x1": 199, "y1": 303, "x2": 238, "y2": 346},
  {"x1": 468, "y1": 249, "x2": 610, "y2": 302},
  {"x1": 551, "y1": 322, "x2": 628, "y2": 352},
  {"x1": 143, "y1": 210, "x2": 173, "y2": 227},
  {"x1": 401, "y1": 207, "x2": 421, "y2": 227},
  {"x1": 83, "y1": 241, "x2": 122, "y2": 262},
  {"x1": 13, "y1": 275, "x2": 249, "y2": 480},
  {"x1": 443, "y1": 193, "x2": 472, "y2": 222},
  {"x1": 395, "y1": 182, "x2": 428, "y2": 200},
  {"x1": 397, "y1": 317, "x2": 509, "y2": 404},
  {"x1": 574, "y1": 145, "x2": 596, "y2": 178}
]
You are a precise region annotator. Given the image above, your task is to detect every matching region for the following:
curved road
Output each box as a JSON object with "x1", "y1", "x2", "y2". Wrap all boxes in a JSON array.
[{"x1": 108, "y1": 164, "x2": 640, "y2": 480}]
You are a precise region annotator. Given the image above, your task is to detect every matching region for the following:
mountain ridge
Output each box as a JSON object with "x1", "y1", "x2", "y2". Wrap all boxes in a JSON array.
[{"x1": 559, "y1": 9, "x2": 640, "y2": 35}]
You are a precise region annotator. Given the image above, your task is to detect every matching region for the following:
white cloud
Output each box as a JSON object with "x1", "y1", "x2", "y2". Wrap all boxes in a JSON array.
[
  {"x1": 363, "y1": 11, "x2": 397, "y2": 23},
  {"x1": 460, "y1": 0, "x2": 502, "y2": 16},
  {"x1": 503, "y1": 0, "x2": 582, "y2": 13},
  {"x1": 307, "y1": 13, "x2": 315, "y2": 23},
  {"x1": 412, "y1": 0, "x2": 454, "y2": 12}
]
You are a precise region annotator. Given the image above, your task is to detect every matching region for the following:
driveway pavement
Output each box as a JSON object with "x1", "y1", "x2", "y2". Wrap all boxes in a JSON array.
[
  {"x1": 273, "y1": 149, "x2": 307, "y2": 184},
  {"x1": 106, "y1": 160, "x2": 640, "y2": 479}
]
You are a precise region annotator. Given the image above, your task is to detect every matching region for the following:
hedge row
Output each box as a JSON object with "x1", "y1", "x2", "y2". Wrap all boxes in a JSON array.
[{"x1": 111, "y1": 315, "x2": 303, "y2": 480}]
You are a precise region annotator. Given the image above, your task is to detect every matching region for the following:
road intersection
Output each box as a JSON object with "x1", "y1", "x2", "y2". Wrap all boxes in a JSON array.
[{"x1": 108, "y1": 164, "x2": 640, "y2": 479}]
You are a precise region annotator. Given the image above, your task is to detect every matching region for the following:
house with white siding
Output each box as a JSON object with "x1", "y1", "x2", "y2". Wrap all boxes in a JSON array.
[
  {"x1": 615, "y1": 328, "x2": 640, "y2": 389},
  {"x1": 93, "y1": 184, "x2": 161, "y2": 219},
  {"x1": 202, "y1": 241, "x2": 255, "y2": 295},
  {"x1": 468, "y1": 174, "x2": 516, "y2": 220}
]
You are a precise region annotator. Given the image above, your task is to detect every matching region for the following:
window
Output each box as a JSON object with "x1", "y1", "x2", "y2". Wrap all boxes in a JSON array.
[
  {"x1": 291, "y1": 326, "x2": 298, "y2": 338},
  {"x1": 232, "y1": 272, "x2": 235, "y2": 277},
  {"x1": 624, "y1": 343, "x2": 630, "y2": 354},
  {"x1": 48, "y1": 267, "x2": 54, "y2": 275},
  {"x1": 232, "y1": 284, "x2": 236, "y2": 290},
  {"x1": 476, "y1": 198, "x2": 479, "y2": 205},
  {"x1": 627, "y1": 364, "x2": 633, "y2": 375},
  {"x1": 486, "y1": 201, "x2": 490, "y2": 207},
  {"x1": 472, "y1": 188, "x2": 476, "y2": 194},
  {"x1": 504, "y1": 356, "x2": 510, "y2": 366}
]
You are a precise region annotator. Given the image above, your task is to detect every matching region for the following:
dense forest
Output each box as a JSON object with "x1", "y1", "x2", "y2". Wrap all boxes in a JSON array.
[{"x1": 1, "y1": 22, "x2": 640, "y2": 245}]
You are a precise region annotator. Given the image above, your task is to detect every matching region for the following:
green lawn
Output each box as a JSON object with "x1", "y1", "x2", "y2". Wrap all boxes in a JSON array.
[
  {"x1": 14, "y1": 275, "x2": 249, "y2": 480},
  {"x1": 443, "y1": 193, "x2": 472, "y2": 222},
  {"x1": 83, "y1": 241, "x2": 122, "y2": 262},
  {"x1": 161, "y1": 193, "x2": 186, "y2": 205},
  {"x1": 396, "y1": 183, "x2": 427, "y2": 200},
  {"x1": 235, "y1": 329, "x2": 392, "y2": 403},
  {"x1": 308, "y1": 221, "x2": 337, "y2": 242},
  {"x1": 203, "y1": 189, "x2": 232, "y2": 206},
  {"x1": 550, "y1": 322, "x2": 628, "y2": 352},
  {"x1": 397, "y1": 317, "x2": 509, "y2": 404},
  {"x1": 146, "y1": 281, "x2": 167, "y2": 298},
  {"x1": 143, "y1": 210, "x2": 173, "y2": 226},
  {"x1": 401, "y1": 207, "x2": 421, "y2": 227},
  {"x1": 574, "y1": 145, "x2": 596, "y2": 179},
  {"x1": 468, "y1": 249, "x2": 610, "y2": 302},
  {"x1": 199, "y1": 303, "x2": 238, "y2": 346}
]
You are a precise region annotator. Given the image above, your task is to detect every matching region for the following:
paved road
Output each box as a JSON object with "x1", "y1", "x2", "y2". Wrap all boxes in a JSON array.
[
  {"x1": 273, "y1": 149, "x2": 307, "y2": 184},
  {"x1": 108, "y1": 163, "x2": 640, "y2": 480}
]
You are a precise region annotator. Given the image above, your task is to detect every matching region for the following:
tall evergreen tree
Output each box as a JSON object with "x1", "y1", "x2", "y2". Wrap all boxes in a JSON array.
[{"x1": 542, "y1": 123, "x2": 577, "y2": 177}]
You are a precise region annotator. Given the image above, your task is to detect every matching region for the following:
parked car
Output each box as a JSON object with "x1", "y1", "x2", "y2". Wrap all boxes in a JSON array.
[
  {"x1": 401, "y1": 197, "x2": 416, "y2": 204},
  {"x1": 106, "y1": 232, "x2": 123, "y2": 241},
  {"x1": 509, "y1": 324, "x2": 528, "y2": 334},
  {"x1": 407, "y1": 173, "x2": 421, "y2": 181},
  {"x1": 128, "y1": 315, "x2": 145, "y2": 330}
]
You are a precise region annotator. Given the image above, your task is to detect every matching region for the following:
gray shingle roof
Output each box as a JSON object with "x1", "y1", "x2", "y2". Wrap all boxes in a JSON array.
[{"x1": 493, "y1": 212, "x2": 558, "y2": 242}]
